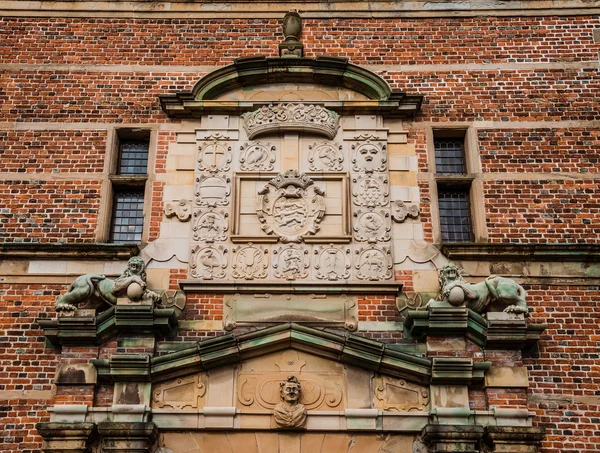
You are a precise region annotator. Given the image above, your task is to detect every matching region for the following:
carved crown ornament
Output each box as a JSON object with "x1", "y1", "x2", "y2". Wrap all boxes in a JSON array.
[
  {"x1": 242, "y1": 103, "x2": 340, "y2": 140},
  {"x1": 257, "y1": 170, "x2": 326, "y2": 243}
]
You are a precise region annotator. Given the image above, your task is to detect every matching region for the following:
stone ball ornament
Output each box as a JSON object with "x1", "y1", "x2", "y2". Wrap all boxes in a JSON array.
[
  {"x1": 126, "y1": 282, "x2": 145, "y2": 301},
  {"x1": 447, "y1": 286, "x2": 465, "y2": 306},
  {"x1": 282, "y1": 11, "x2": 302, "y2": 40}
]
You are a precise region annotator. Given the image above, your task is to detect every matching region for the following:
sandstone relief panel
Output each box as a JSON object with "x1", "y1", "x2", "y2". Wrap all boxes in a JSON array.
[
  {"x1": 190, "y1": 245, "x2": 228, "y2": 280},
  {"x1": 236, "y1": 350, "x2": 344, "y2": 412},
  {"x1": 240, "y1": 141, "x2": 276, "y2": 171},
  {"x1": 308, "y1": 141, "x2": 344, "y2": 171},
  {"x1": 152, "y1": 374, "x2": 207, "y2": 410},
  {"x1": 373, "y1": 375, "x2": 430, "y2": 412},
  {"x1": 232, "y1": 244, "x2": 269, "y2": 280},
  {"x1": 192, "y1": 209, "x2": 229, "y2": 242}
]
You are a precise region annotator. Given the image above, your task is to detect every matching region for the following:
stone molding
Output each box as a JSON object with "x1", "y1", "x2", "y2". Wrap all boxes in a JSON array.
[
  {"x1": 179, "y1": 279, "x2": 402, "y2": 295},
  {"x1": 36, "y1": 422, "x2": 95, "y2": 453},
  {"x1": 38, "y1": 305, "x2": 179, "y2": 347},
  {"x1": 0, "y1": 242, "x2": 139, "y2": 260},
  {"x1": 404, "y1": 307, "x2": 547, "y2": 350},
  {"x1": 159, "y1": 56, "x2": 423, "y2": 118},
  {"x1": 2, "y1": 1, "x2": 597, "y2": 18},
  {"x1": 484, "y1": 426, "x2": 546, "y2": 453},
  {"x1": 95, "y1": 323, "x2": 433, "y2": 385},
  {"x1": 422, "y1": 424, "x2": 485, "y2": 453},
  {"x1": 97, "y1": 422, "x2": 158, "y2": 453},
  {"x1": 441, "y1": 242, "x2": 600, "y2": 262}
]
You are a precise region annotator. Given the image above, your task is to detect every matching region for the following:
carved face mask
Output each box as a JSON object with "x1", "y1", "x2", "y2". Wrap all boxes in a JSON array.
[{"x1": 282, "y1": 383, "x2": 300, "y2": 403}]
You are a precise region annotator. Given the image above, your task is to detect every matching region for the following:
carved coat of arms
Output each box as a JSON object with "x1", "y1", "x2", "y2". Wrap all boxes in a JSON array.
[{"x1": 257, "y1": 170, "x2": 326, "y2": 243}]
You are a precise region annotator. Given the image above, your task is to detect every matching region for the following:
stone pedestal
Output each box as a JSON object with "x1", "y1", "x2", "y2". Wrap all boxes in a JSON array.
[
  {"x1": 484, "y1": 426, "x2": 545, "y2": 453},
  {"x1": 36, "y1": 422, "x2": 95, "y2": 453},
  {"x1": 422, "y1": 425, "x2": 485, "y2": 453},
  {"x1": 97, "y1": 422, "x2": 158, "y2": 453}
]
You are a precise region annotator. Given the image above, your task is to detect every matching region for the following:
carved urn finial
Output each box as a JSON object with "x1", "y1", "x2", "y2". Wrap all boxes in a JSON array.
[{"x1": 279, "y1": 11, "x2": 304, "y2": 58}]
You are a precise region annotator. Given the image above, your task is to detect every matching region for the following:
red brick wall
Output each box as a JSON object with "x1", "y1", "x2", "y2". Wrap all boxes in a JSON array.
[
  {"x1": 0, "y1": 179, "x2": 102, "y2": 242},
  {"x1": 0, "y1": 12, "x2": 598, "y2": 453}
]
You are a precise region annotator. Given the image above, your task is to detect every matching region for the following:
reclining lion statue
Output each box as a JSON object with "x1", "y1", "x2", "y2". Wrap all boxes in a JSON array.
[
  {"x1": 56, "y1": 256, "x2": 160, "y2": 314},
  {"x1": 438, "y1": 263, "x2": 529, "y2": 315}
]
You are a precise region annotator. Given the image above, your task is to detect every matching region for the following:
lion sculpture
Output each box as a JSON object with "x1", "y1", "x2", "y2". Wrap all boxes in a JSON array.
[
  {"x1": 437, "y1": 263, "x2": 528, "y2": 315},
  {"x1": 56, "y1": 256, "x2": 160, "y2": 313}
]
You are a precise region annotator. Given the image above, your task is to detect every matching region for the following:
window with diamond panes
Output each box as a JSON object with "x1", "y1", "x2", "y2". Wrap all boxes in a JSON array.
[
  {"x1": 434, "y1": 138, "x2": 466, "y2": 174},
  {"x1": 438, "y1": 190, "x2": 473, "y2": 242},
  {"x1": 109, "y1": 191, "x2": 145, "y2": 243},
  {"x1": 117, "y1": 140, "x2": 149, "y2": 175}
]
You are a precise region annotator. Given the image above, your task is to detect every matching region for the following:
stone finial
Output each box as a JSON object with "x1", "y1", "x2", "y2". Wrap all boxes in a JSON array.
[{"x1": 280, "y1": 11, "x2": 303, "y2": 58}]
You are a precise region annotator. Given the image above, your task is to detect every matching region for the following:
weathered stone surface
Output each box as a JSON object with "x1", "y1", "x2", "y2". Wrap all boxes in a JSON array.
[
  {"x1": 36, "y1": 422, "x2": 95, "y2": 453},
  {"x1": 485, "y1": 366, "x2": 529, "y2": 388}
]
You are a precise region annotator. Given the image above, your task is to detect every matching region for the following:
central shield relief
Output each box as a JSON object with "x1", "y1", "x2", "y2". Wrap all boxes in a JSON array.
[{"x1": 257, "y1": 170, "x2": 326, "y2": 243}]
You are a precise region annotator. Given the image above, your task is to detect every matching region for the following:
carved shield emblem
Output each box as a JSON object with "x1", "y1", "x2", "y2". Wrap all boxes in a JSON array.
[{"x1": 257, "y1": 170, "x2": 326, "y2": 243}]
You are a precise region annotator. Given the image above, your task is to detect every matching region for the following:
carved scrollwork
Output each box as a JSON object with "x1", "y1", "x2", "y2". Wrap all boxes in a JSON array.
[
  {"x1": 353, "y1": 209, "x2": 392, "y2": 243},
  {"x1": 308, "y1": 141, "x2": 344, "y2": 171},
  {"x1": 273, "y1": 245, "x2": 309, "y2": 280},
  {"x1": 197, "y1": 135, "x2": 232, "y2": 173},
  {"x1": 192, "y1": 209, "x2": 229, "y2": 242},
  {"x1": 352, "y1": 174, "x2": 389, "y2": 208},
  {"x1": 152, "y1": 374, "x2": 207, "y2": 410},
  {"x1": 164, "y1": 199, "x2": 192, "y2": 221},
  {"x1": 351, "y1": 136, "x2": 387, "y2": 173},
  {"x1": 374, "y1": 375, "x2": 429, "y2": 412},
  {"x1": 239, "y1": 141, "x2": 276, "y2": 171},
  {"x1": 313, "y1": 245, "x2": 351, "y2": 281},
  {"x1": 232, "y1": 244, "x2": 269, "y2": 280},
  {"x1": 391, "y1": 200, "x2": 420, "y2": 223},
  {"x1": 190, "y1": 245, "x2": 228, "y2": 280},
  {"x1": 194, "y1": 174, "x2": 231, "y2": 207},
  {"x1": 237, "y1": 373, "x2": 343, "y2": 411},
  {"x1": 257, "y1": 170, "x2": 326, "y2": 243},
  {"x1": 355, "y1": 245, "x2": 393, "y2": 281},
  {"x1": 242, "y1": 103, "x2": 339, "y2": 140}
]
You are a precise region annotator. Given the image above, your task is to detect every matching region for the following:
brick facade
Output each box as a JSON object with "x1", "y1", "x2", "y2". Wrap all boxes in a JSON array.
[{"x1": 0, "y1": 5, "x2": 598, "y2": 453}]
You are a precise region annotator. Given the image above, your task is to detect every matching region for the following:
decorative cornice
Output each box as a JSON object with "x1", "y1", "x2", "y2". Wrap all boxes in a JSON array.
[
  {"x1": 179, "y1": 280, "x2": 403, "y2": 295},
  {"x1": 97, "y1": 323, "x2": 433, "y2": 385},
  {"x1": 0, "y1": 242, "x2": 140, "y2": 260},
  {"x1": 243, "y1": 104, "x2": 339, "y2": 140},
  {"x1": 38, "y1": 306, "x2": 179, "y2": 347},
  {"x1": 441, "y1": 242, "x2": 600, "y2": 262},
  {"x1": 159, "y1": 56, "x2": 422, "y2": 118},
  {"x1": 404, "y1": 307, "x2": 547, "y2": 350}
]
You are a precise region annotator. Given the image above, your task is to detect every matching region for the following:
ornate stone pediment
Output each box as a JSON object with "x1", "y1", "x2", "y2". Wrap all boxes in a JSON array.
[
  {"x1": 257, "y1": 170, "x2": 326, "y2": 243},
  {"x1": 242, "y1": 103, "x2": 339, "y2": 140}
]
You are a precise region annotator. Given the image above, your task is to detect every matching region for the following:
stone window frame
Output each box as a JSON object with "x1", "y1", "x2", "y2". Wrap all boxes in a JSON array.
[
  {"x1": 426, "y1": 125, "x2": 487, "y2": 244},
  {"x1": 97, "y1": 127, "x2": 158, "y2": 243}
]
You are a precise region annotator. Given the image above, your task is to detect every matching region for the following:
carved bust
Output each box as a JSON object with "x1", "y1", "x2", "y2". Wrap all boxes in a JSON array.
[{"x1": 273, "y1": 376, "x2": 307, "y2": 429}]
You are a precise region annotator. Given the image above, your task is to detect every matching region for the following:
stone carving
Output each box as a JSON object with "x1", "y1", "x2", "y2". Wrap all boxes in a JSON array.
[
  {"x1": 55, "y1": 256, "x2": 160, "y2": 314},
  {"x1": 351, "y1": 136, "x2": 387, "y2": 173},
  {"x1": 273, "y1": 245, "x2": 309, "y2": 280},
  {"x1": 314, "y1": 245, "x2": 351, "y2": 280},
  {"x1": 195, "y1": 175, "x2": 231, "y2": 207},
  {"x1": 374, "y1": 375, "x2": 429, "y2": 412},
  {"x1": 164, "y1": 200, "x2": 192, "y2": 221},
  {"x1": 239, "y1": 141, "x2": 276, "y2": 171},
  {"x1": 257, "y1": 170, "x2": 326, "y2": 243},
  {"x1": 152, "y1": 374, "x2": 206, "y2": 410},
  {"x1": 190, "y1": 245, "x2": 227, "y2": 280},
  {"x1": 355, "y1": 245, "x2": 393, "y2": 281},
  {"x1": 197, "y1": 135, "x2": 232, "y2": 173},
  {"x1": 308, "y1": 141, "x2": 344, "y2": 171},
  {"x1": 273, "y1": 376, "x2": 307, "y2": 429},
  {"x1": 352, "y1": 174, "x2": 389, "y2": 208},
  {"x1": 391, "y1": 200, "x2": 420, "y2": 223},
  {"x1": 232, "y1": 244, "x2": 269, "y2": 280},
  {"x1": 437, "y1": 264, "x2": 529, "y2": 315},
  {"x1": 242, "y1": 104, "x2": 339, "y2": 140},
  {"x1": 192, "y1": 209, "x2": 228, "y2": 242},
  {"x1": 353, "y1": 209, "x2": 391, "y2": 243},
  {"x1": 279, "y1": 10, "x2": 303, "y2": 57}
]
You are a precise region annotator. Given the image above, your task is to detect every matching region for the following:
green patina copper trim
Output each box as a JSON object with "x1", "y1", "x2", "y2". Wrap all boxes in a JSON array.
[{"x1": 159, "y1": 56, "x2": 423, "y2": 118}]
